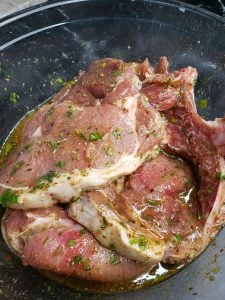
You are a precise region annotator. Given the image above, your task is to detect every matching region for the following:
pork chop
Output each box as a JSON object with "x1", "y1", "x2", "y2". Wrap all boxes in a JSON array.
[
  {"x1": 0, "y1": 59, "x2": 167, "y2": 209},
  {"x1": 2, "y1": 206, "x2": 148, "y2": 282}
]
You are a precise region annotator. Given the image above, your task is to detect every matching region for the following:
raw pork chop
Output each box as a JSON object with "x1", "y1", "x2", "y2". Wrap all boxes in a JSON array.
[
  {"x1": 2, "y1": 206, "x2": 148, "y2": 282},
  {"x1": 69, "y1": 57, "x2": 225, "y2": 265},
  {"x1": 142, "y1": 57, "x2": 225, "y2": 254},
  {"x1": 0, "y1": 58, "x2": 166, "y2": 209}
]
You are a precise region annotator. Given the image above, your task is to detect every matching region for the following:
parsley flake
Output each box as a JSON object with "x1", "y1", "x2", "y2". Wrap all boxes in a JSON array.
[
  {"x1": 67, "y1": 239, "x2": 76, "y2": 247},
  {"x1": 106, "y1": 146, "x2": 114, "y2": 156},
  {"x1": 110, "y1": 252, "x2": 120, "y2": 265},
  {"x1": 198, "y1": 99, "x2": 208, "y2": 109},
  {"x1": 215, "y1": 172, "x2": 225, "y2": 180},
  {"x1": 10, "y1": 161, "x2": 24, "y2": 176},
  {"x1": 111, "y1": 128, "x2": 121, "y2": 139},
  {"x1": 49, "y1": 140, "x2": 61, "y2": 153},
  {"x1": 146, "y1": 199, "x2": 161, "y2": 206},
  {"x1": 89, "y1": 132, "x2": 102, "y2": 142},
  {"x1": 113, "y1": 69, "x2": 122, "y2": 76},
  {"x1": 129, "y1": 236, "x2": 148, "y2": 249},
  {"x1": 0, "y1": 189, "x2": 19, "y2": 207},
  {"x1": 10, "y1": 92, "x2": 19, "y2": 104},
  {"x1": 55, "y1": 160, "x2": 66, "y2": 168}
]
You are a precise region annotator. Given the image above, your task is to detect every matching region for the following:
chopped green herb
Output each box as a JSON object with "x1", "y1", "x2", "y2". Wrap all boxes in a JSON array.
[
  {"x1": 71, "y1": 197, "x2": 80, "y2": 203},
  {"x1": 71, "y1": 255, "x2": 83, "y2": 265},
  {"x1": 209, "y1": 275, "x2": 215, "y2": 281},
  {"x1": 173, "y1": 233, "x2": 183, "y2": 243},
  {"x1": 211, "y1": 266, "x2": 220, "y2": 274},
  {"x1": 74, "y1": 130, "x2": 86, "y2": 140},
  {"x1": 113, "y1": 69, "x2": 122, "y2": 76},
  {"x1": 82, "y1": 258, "x2": 92, "y2": 271},
  {"x1": 10, "y1": 92, "x2": 19, "y2": 104},
  {"x1": 67, "y1": 239, "x2": 76, "y2": 247},
  {"x1": 0, "y1": 189, "x2": 19, "y2": 207},
  {"x1": 46, "y1": 107, "x2": 54, "y2": 120},
  {"x1": 67, "y1": 107, "x2": 75, "y2": 119},
  {"x1": 129, "y1": 236, "x2": 148, "y2": 249},
  {"x1": 56, "y1": 77, "x2": 65, "y2": 85},
  {"x1": 37, "y1": 170, "x2": 59, "y2": 185},
  {"x1": 89, "y1": 132, "x2": 102, "y2": 142},
  {"x1": 70, "y1": 79, "x2": 78, "y2": 86},
  {"x1": 215, "y1": 172, "x2": 225, "y2": 180},
  {"x1": 111, "y1": 128, "x2": 121, "y2": 139},
  {"x1": 171, "y1": 117, "x2": 178, "y2": 124},
  {"x1": 33, "y1": 182, "x2": 47, "y2": 190},
  {"x1": 198, "y1": 99, "x2": 208, "y2": 109},
  {"x1": 101, "y1": 217, "x2": 108, "y2": 229},
  {"x1": 70, "y1": 254, "x2": 91, "y2": 270},
  {"x1": 80, "y1": 169, "x2": 87, "y2": 176},
  {"x1": 10, "y1": 161, "x2": 24, "y2": 176},
  {"x1": 146, "y1": 199, "x2": 161, "y2": 206},
  {"x1": 207, "y1": 187, "x2": 212, "y2": 194},
  {"x1": 4, "y1": 143, "x2": 13, "y2": 155},
  {"x1": 55, "y1": 160, "x2": 66, "y2": 168},
  {"x1": 48, "y1": 141, "x2": 61, "y2": 153},
  {"x1": 110, "y1": 252, "x2": 120, "y2": 265},
  {"x1": 105, "y1": 146, "x2": 114, "y2": 156},
  {"x1": 119, "y1": 221, "x2": 125, "y2": 227}
]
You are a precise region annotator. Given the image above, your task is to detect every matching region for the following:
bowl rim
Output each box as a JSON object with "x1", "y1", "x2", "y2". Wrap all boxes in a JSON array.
[{"x1": 0, "y1": 0, "x2": 225, "y2": 29}]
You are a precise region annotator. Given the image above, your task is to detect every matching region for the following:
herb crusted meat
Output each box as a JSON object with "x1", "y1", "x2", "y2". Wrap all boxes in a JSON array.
[{"x1": 1, "y1": 57, "x2": 225, "y2": 284}]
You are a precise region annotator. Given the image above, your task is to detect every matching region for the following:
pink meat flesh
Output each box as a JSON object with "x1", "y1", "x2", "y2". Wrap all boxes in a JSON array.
[{"x1": 3, "y1": 206, "x2": 148, "y2": 282}]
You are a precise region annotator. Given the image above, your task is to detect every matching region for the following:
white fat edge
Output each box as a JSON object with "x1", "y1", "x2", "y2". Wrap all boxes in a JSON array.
[
  {"x1": 0, "y1": 183, "x2": 28, "y2": 191},
  {"x1": 32, "y1": 126, "x2": 43, "y2": 138},
  {"x1": 59, "y1": 87, "x2": 70, "y2": 100},
  {"x1": 206, "y1": 118, "x2": 225, "y2": 128},
  {"x1": 154, "y1": 111, "x2": 169, "y2": 143},
  {"x1": 68, "y1": 197, "x2": 165, "y2": 264},
  {"x1": 18, "y1": 215, "x2": 81, "y2": 241},
  {"x1": 202, "y1": 157, "x2": 225, "y2": 247},
  {"x1": 81, "y1": 152, "x2": 141, "y2": 189},
  {"x1": 113, "y1": 95, "x2": 138, "y2": 126},
  {"x1": 141, "y1": 144, "x2": 162, "y2": 162},
  {"x1": 8, "y1": 146, "x2": 143, "y2": 208},
  {"x1": 10, "y1": 190, "x2": 57, "y2": 209},
  {"x1": 2, "y1": 209, "x2": 82, "y2": 255},
  {"x1": 1, "y1": 209, "x2": 23, "y2": 256}
]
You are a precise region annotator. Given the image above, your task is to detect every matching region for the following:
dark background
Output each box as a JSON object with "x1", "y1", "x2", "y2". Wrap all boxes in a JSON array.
[{"x1": 183, "y1": 0, "x2": 225, "y2": 16}]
